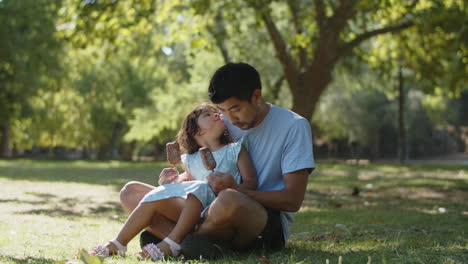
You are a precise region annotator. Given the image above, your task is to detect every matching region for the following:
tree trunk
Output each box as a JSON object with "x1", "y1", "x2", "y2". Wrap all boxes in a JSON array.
[
  {"x1": 257, "y1": 0, "x2": 413, "y2": 123},
  {"x1": 209, "y1": 10, "x2": 231, "y2": 64},
  {"x1": 0, "y1": 124, "x2": 11, "y2": 158},
  {"x1": 12, "y1": 143, "x2": 21, "y2": 157},
  {"x1": 121, "y1": 141, "x2": 136, "y2": 161},
  {"x1": 47, "y1": 146, "x2": 54, "y2": 159},
  {"x1": 82, "y1": 145, "x2": 91, "y2": 160},
  {"x1": 290, "y1": 62, "x2": 334, "y2": 120},
  {"x1": 97, "y1": 145, "x2": 108, "y2": 160},
  {"x1": 109, "y1": 121, "x2": 123, "y2": 160},
  {"x1": 397, "y1": 63, "x2": 408, "y2": 163},
  {"x1": 153, "y1": 144, "x2": 163, "y2": 161}
]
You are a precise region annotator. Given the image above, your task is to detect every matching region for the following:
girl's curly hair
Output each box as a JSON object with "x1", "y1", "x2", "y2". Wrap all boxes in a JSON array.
[{"x1": 176, "y1": 103, "x2": 231, "y2": 154}]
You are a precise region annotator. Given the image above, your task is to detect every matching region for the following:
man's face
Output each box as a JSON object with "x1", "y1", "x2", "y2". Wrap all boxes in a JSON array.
[{"x1": 216, "y1": 96, "x2": 260, "y2": 130}]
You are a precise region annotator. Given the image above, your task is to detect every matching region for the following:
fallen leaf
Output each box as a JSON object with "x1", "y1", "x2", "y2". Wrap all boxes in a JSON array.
[{"x1": 78, "y1": 249, "x2": 105, "y2": 264}]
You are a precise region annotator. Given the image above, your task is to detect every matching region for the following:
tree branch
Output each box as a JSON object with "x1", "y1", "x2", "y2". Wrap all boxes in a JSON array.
[
  {"x1": 328, "y1": 0, "x2": 360, "y2": 33},
  {"x1": 252, "y1": 3, "x2": 299, "y2": 90},
  {"x1": 305, "y1": 0, "x2": 360, "y2": 74},
  {"x1": 337, "y1": 21, "x2": 414, "y2": 58},
  {"x1": 287, "y1": 0, "x2": 307, "y2": 69},
  {"x1": 271, "y1": 75, "x2": 285, "y2": 101},
  {"x1": 207, "y1": 10, "x2": 231, "y2": 63},
  {"x1": 313, "y1": 0, "x2": 326, "y2": 31}
]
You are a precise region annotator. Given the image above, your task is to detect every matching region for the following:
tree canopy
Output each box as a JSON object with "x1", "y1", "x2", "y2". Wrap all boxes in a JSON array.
[{"x1": 0, "y1": 0, "x2": 466, "y2": 159}]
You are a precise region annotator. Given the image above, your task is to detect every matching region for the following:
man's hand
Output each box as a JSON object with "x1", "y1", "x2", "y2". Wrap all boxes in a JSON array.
[
  {"x1": 158, "y1": 168, "x2": 179, "y2": 185},
  {"x1": 207, "y1": 172, "x2": 238, "y2": 195}
]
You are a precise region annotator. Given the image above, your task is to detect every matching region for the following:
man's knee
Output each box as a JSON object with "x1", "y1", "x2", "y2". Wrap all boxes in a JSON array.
[
  {"x1": 209, "y1": 188, "x2": 250, "y2": 223},
  {"x1": 199, "y1": 188, "x2": 267, "y2": 244}
]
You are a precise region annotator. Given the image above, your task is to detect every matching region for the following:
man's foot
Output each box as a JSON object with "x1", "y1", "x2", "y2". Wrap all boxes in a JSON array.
[
  {"x1": 140, "y1": 230, "x2": 162, "y2": 249},
  {"x1": 180, "y1": 234, "x2": 230, "y2": 260}
]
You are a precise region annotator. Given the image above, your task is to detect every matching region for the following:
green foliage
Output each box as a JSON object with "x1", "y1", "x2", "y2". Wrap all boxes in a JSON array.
[
  {"x1": 314, "y1": 64, "x2": 463, "y2": 158},
  {"x1": 185, "y1": 0, "x2": 467, "y2": 120},
  {"x1": 71, "y1": 39, "x2": 168, "y2": 149},
  {"x1": 365, "y1": 0, "x2": 467, "y2": 95},
  {"x1": 1, "y1": 0, "x2": 466, "y2": 158},
  {"x1": 125, "y1": 49, "x2": 223, "y2": 144},
  {"x1": 314, "y1": 67, "x2": 394, "y2": 145},
  {"x1": 13, "y1": 86, "x2": 91, "y2": 149},
  {"x1": 0, "y1": 0, "x2": 63, "y2": 125}
]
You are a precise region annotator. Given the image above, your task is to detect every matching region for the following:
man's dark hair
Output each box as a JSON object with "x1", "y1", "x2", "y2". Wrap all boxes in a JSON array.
[{"x1": 208, "y1": 62, "x2": 262, "y2": 104}]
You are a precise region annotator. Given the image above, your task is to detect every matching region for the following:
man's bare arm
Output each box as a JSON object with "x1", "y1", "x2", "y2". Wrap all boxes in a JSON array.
[
  {"x1": 236, "y1": 146, "x2": 257, "y2": 190},
  {"x1": 236, "y1": 169, "x2": 310, "y2": 212},
  {"x1": 208, "y1": 168, "x2": 312, "y2": 212}
]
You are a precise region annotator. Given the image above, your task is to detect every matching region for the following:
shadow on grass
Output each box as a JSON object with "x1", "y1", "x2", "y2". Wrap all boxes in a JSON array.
[
  {"x1": 303, "y1": 186, "x2": 467, "y2": 209},
  {"x1": 0, "y1": 160, "x2": 167, "y2": 190},
  {"x1": 0, "y1": 198, "x2": 46, "y2": 205},
  {"x1": 319, "y1": 162, "x2": 468, "y2": 172},
  {"x1": 289, "y1": 187, "x2": 468, "y2": 264},
  {"x1": 1, "y1": 191, "x2": 126, "y2": 219},
  {"x1": 0, "y1": 256, "x2": 57, "y2": 264},
  {"x1": 298, "y1": 187, "x2": 467, "y2": 228},
  {"x1": 17, "y1": 200, "x2": 124, "y2": 219},
  {"x1": 315, "y1": 167, "x2": 468, "y2": 191},
  {"x1": 258, "y1": 246, "x2": 468, "y2": 264}
]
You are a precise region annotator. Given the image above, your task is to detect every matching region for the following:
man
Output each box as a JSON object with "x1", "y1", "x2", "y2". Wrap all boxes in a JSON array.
[{"x1": 120, "y1": 62, "x2": 315, "y2": 257}]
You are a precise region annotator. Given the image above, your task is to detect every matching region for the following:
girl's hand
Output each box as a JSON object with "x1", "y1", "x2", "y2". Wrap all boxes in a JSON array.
[
  {"x1": 207, "y1": 172, "x2": 237, "y2": 195},
  {"x1": 158, "y1": 168, "x2": 179, "y2": 185}
]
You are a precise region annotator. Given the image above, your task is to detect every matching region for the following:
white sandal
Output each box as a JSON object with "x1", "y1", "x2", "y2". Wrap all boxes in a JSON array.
[
  {"x1": 90, "y1": 239, "x2": 127, "y2": 257},
  {"x1": 142, "y1": 237, "x2": 181, "y2": 261}
]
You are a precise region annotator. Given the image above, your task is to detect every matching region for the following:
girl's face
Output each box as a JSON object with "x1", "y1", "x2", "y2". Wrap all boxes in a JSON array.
[{"x1": 196, "y1": 107, "x2": 225, "y2": 139}]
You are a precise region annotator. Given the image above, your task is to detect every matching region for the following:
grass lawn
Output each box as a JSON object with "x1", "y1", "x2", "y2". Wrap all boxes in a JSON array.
[{"x1": 0, "y1": 159, "x2": 466, "y2": 264}]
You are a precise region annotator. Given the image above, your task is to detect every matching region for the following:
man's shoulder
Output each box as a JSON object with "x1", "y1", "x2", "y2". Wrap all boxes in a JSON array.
[{"x1": 270, "y1": 105, "x2": 309, "y2": 127}]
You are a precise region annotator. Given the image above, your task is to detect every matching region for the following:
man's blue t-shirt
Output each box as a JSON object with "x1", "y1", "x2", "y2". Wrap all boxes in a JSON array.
[{"x1": 223, "y1": 104, "x2": 315, "y2": 240}]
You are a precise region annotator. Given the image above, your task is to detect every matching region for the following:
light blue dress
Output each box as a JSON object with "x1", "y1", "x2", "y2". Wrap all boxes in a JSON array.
[{"x1": 141, "y1": 141, "x2": 243, "y2": 210}]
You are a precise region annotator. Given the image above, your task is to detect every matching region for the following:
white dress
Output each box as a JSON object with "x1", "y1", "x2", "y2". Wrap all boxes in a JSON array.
[{"x1": 140, "y1": 141, "x2": 242, "y2": 211}]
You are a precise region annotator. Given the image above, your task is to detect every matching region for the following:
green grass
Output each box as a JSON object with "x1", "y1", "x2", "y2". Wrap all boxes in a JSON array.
[{"x1": 0, "y1": 160, "x2": 467, "y2": 264}]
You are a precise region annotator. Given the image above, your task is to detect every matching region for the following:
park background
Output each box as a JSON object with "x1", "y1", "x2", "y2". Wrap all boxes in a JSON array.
[{"x1": 0, "y1": 0, "x2": 467, "y2": 263}]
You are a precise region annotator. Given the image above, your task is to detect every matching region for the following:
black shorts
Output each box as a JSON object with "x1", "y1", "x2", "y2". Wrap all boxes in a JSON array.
[{"x1": 250, "y1": 208, "x2": 285, "y2": 250}]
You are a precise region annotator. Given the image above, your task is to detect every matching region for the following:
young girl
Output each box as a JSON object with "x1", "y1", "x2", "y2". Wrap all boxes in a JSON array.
[{"x1": 90, "y1": 104, "x2": 257, "y2": 260}]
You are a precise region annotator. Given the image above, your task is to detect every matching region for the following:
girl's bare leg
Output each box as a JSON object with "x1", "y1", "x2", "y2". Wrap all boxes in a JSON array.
[
  {"x1": 155, "y1": 194, "x2": 203, "y2": 256},
  {"x1": 119, "y1": 181, "x2": 177, "y2": 239},
  {"x1": 105, "y1": 197, "x2": 185, "y2": 253}
]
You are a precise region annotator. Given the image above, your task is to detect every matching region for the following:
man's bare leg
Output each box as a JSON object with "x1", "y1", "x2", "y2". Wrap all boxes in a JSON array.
[
  {"x1": 195, "y1": 188, "x2": 267, "y2": 248},
  {"x1": 119, "y1": 181, "x2": 176, "y2": 239}
]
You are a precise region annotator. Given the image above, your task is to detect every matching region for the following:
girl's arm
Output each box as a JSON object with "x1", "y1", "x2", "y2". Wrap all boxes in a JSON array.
[
  {"x1": 236, "y1": 146, "x2": 257, "y2": 190},
  {"x1": 158, "y1": 167, "x2": 195, "y2": 185},
  {"x1": 176, "y1": 171, "x2": 195, "y2": 182}
]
